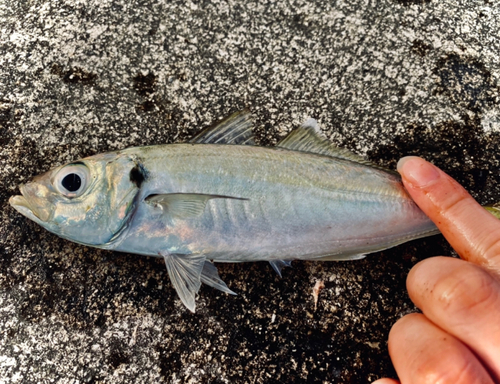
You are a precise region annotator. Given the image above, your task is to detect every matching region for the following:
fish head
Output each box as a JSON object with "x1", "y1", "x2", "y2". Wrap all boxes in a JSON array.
[{"x1": 9, "y1": 152, "x2": 141, "y2": 246}]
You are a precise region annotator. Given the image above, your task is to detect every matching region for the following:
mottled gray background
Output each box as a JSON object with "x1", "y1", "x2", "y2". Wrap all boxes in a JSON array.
[{"x1": 1, "y1": 0, "x2": 499, "y2": 382}]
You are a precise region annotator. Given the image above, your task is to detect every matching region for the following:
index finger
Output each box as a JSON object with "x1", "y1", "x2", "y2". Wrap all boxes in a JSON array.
[{"x1": 397, "y1": 156, "x2": 500, "y2": 273}]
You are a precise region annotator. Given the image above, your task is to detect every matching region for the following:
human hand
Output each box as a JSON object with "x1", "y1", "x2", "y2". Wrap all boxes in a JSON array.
[{"x1": 373, "y1": 157, "x2": 500, "y2": 384}]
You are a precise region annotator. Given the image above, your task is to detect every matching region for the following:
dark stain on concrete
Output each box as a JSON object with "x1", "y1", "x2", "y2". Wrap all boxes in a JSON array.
[
  {"x1": 0, "y1": 100, "x2": 13, "y2": 146},
  {"x1": 137, "y1": 100, "x2": 157, "y2": 112},
  {"x1": 433, "y1": 54, "x2": 499, "y2": 113},
  {"x1": 133, "y1": 72, "x2": 160, "y2": 113},
  {"x1": 51, "y1": 64, "x2": 98, "y2": 85},
  {"x1": 369, "y1": 115, "x2": 500, "y2": 199},
  {"x1": 0, "y1": 100, "x2": 12, "y2": 125},
  {"x1": 411, "y1": 39, "x2": 432, "y2": 57},
  {"x1": 393, "y1": 0, "x2": 432, "y2": 5},
  {"x1": 109, "y1": 343, "x2": 131, "y2": 369},
  {"x1": 133, "y1": 72, "x2": 157, "y2": 97}
]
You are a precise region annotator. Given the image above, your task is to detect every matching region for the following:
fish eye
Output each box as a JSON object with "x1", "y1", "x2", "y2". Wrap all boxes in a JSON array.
[{"x1": 53, "y1": 163, "x2": 91, "y2": 198}]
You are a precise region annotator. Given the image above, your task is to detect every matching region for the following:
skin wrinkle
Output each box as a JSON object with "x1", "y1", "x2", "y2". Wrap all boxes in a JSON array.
[
  {"x1": 440, "y1": 206, "x2": 500, "y2": 275},
  {"x1": 452, "y1": 358, "x2": 481, "y2": 384},
  {"x1": 418, "y1": 262, "x2": 497, "y2": 317},
  {"x1": 483, "y1": 236, "x2": 500, "y2": 276},
  {"x1": 441, "y1": 205, "x2": 496, "y2": 263}
]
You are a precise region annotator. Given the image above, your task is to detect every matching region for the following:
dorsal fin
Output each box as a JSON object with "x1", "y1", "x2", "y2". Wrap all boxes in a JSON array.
[
  {"x1": 190, "y1": 109, "x2": 255, "y2": 145},
  {"x1": 277, "y1": 119, "x2": 391, "y2": 171}
]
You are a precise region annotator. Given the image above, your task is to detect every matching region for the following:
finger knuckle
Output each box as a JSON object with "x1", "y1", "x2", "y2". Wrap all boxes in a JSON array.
[
  {"x1": 482, "y1": 232, "x2": 500, "y2": 269},
  {"x1": 438, "y1": 184, "x2": 470, "y2": 215},
  {"x1": 417, "y1": 355, "x2": 483, "y2": 384},
  {"x1": 433, "y1": 263, "x2": 499, "y2": 319}
]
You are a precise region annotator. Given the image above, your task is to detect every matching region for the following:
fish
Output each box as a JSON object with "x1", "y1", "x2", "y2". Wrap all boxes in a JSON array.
[{"x1": 10, "y1": 110, "x2": 440, "y2": 312}]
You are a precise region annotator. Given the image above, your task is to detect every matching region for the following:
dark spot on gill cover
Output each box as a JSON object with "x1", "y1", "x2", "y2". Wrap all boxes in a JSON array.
[{"x1": 129, "y1": 162, "x2": 148, "y2": 188}]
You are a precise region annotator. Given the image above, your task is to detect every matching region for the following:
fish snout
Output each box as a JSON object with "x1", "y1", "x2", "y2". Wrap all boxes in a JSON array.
[{"x1": 10, "y1": 182, "x2": 55, "y2": 222}]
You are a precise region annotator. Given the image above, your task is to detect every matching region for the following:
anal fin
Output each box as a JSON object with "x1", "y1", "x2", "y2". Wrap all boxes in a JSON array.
[
  {"x1": 269, "y1": 260, "x2": 293, "y2": 278},
  {"x1": 161, "y1": 252, "x2": 206, "y2": 313},
  {"x1": 201, "y1": 261, "x2": 236, "y2": 295}
]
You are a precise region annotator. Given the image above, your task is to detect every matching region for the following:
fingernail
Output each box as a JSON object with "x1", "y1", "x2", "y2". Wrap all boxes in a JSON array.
[{"x1": 397, "y1": 156, "x2": 440, "y2": 188}]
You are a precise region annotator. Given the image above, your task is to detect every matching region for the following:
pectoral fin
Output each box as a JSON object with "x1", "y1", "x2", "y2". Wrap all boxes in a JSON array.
[
  {"x1": 161, "y1": 252, "x2": 206, "y2": 312},
  {"x1": 146, "y1": 193, "x2": 248, "y2": 220}
]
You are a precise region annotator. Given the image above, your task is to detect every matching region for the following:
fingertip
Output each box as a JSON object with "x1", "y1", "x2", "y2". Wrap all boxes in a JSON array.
[
  {"x1": 387, "y1": 313, "x2": 423, "y2": 354},
  {"x1": 397, "y1": 156, "x2": 440, "y2": 188},
  {"x1": 389, "y1": 313, "x2": 422, "y2": 338}
]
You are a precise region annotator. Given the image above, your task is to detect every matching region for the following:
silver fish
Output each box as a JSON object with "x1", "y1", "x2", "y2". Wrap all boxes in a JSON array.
[{"x1": 9, "y1": 110, "x2": 439, "y2": 312}]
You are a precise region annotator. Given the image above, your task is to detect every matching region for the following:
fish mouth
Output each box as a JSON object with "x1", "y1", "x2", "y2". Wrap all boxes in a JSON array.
[
  {"x1": 9, "y1": 185, "x2": 53, "y2": 223},
  {"x1": 9, "y1": 194, "x2": 41, "y2": 221}
]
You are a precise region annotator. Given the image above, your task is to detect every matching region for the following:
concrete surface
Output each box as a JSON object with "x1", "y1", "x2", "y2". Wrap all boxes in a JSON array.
[{"x1": 1, "y1": 0, "x2": 499, "y2": 382}]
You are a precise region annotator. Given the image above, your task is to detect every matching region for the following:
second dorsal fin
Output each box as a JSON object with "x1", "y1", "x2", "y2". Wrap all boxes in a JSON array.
[
  {"x1": 190, "y1": 109, "x2": 255, "y2": 145},
  {"x1": 277, "y1": 118, "x2": 381, "y2": 168}
]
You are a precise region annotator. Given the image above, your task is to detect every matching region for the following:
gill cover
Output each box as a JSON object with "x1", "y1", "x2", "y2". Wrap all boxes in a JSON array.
[{"x1": 61, "y1": 152, "x2": 142, "y2": 246}]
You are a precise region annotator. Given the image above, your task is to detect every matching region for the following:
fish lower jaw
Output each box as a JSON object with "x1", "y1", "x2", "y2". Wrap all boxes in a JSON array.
[
  {"x1": 9, "y1": 195, "x2": 31, "y2": 211},
  {"x1": 9, "y1": 195, "x2": 48, "y2": 223},
  {"x1": 10, "y1": 195, "x2": 33, "y2": 216}
]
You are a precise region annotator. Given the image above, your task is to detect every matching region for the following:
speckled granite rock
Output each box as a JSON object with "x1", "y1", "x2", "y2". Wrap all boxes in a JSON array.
[{"x1": 1, "y1": 0, "x2": 499, "y2": 382}]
